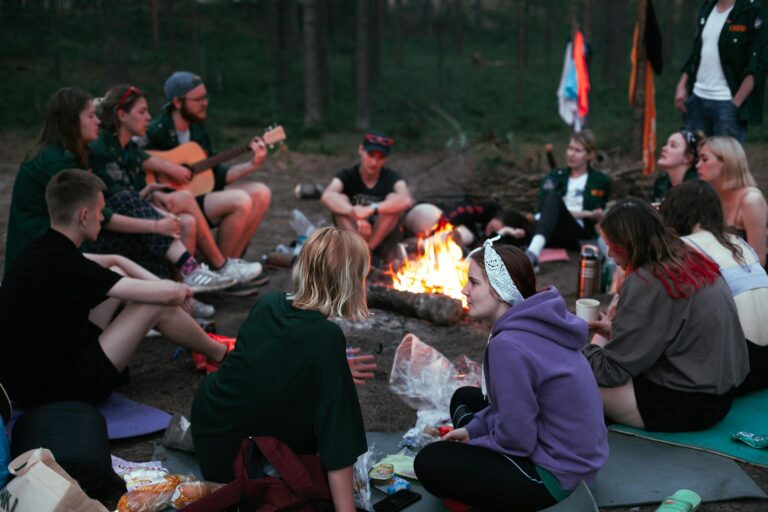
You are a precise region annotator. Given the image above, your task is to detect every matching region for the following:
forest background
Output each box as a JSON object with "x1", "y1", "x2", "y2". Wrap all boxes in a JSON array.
[{"x1": 1, "y1": 0, "x2": 766, "y2": 156}]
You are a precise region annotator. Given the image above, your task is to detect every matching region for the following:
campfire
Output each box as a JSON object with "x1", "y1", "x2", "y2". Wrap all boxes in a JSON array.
[{"x1": 388, "y1": 222, "x2": 469, "y2": 307}]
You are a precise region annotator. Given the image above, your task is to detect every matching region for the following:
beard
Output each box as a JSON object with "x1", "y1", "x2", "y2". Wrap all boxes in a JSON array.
[{"x1": 179, "y1": 102, "x2": 206, "y2": 124}]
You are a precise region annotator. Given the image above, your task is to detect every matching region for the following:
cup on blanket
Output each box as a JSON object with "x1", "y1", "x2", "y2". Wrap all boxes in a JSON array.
[{"x1": 575, "y1": 298, "x2": 600, "y2": 322}]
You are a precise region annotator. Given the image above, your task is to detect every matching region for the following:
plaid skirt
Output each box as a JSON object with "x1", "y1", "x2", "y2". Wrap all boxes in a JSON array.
[{"x1": 89, "y1": 190, "x2": 174, "y2": 278}]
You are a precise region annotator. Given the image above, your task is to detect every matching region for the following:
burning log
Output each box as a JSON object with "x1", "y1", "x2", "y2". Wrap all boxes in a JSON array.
[{"x1": 366, "y1": 285, "x2": 464, "y2": 326}]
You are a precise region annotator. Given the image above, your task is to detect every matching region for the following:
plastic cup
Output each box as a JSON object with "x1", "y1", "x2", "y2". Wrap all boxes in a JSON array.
[{"x1": 576, "y1": 298, "x2": 600, "y2": 322}]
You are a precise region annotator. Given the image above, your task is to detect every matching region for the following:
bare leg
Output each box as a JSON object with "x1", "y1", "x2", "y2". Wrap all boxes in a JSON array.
[
  {"x1": 98, "y1": 302, "x2": 226, "y2": 372},
  {"x1": 599, "y1": 380, "x2": 645, "y2": 428},
  {"x1": 165, "y1": 239, "x2": 188, "y2": 264},
  {"x1": 202, "y1": 189, "x2": 253, "y2": 258},
  {"x1": 164, "y1": 191, "x2": 227, "y2": 268},
  {"x1": 368, "y1": 213, "x2": 401, "y2": 250},
  {"x1": 218, "y1": 182, "x2": 272, "y2": 257},
  {"x1": 178, "y1": 213, "x2": 197, "y2": 255}
]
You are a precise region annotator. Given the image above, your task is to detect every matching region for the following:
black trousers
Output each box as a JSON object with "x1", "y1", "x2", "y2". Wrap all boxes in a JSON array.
[
  {"x1": 535, "y1": 190, "x2": 593, "y2": 249},
  {"x1": 413, "y1": 387, "x2": 558, "y2": 511}
]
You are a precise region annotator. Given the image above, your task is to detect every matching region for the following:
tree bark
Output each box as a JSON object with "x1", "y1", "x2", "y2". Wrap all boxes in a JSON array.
[
  {"x1": 356, "y1": 0, "x2": 370, "y2": 130},
  {"x1": 149, "y1": 0, "x2": 159, "y2": 59},
  {"x1": 284, "y1": 0, "x2": 301, "y2": 60},
  {"x1": 394, "y1": 0, "x2": 404, "y2": 66},
  {"x1": 304, "y1": 0, "x2": 322, "y2": 127},
  {"x1": 631, "y1": 0, "x2": 648, "y2": 161}
]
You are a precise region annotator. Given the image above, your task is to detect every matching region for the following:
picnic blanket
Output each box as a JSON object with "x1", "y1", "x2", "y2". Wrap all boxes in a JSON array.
[
  {"x1": 9, "y1": 393, "x2": 171, "y2": 440},
  {"x1": 610, "y1": 388, "x2": 768, "y2": 468}
]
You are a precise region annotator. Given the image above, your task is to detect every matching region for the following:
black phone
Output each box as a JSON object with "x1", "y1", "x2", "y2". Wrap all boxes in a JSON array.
[{"x1": 373, "y1": 489, "x2": 422, "y2": 512}]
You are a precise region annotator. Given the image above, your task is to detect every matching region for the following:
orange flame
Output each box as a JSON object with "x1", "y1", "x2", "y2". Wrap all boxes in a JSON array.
[{"x1": 388, "y1": 223, "x2": 469, "y2": 307}]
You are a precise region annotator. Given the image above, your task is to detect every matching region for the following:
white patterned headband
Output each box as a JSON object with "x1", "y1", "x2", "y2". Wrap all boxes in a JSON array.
[{"x1": 467, "y1": 236, "x2": 524, "y2": 305}]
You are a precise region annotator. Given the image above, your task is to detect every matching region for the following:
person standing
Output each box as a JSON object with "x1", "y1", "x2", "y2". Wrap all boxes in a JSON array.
[{"x1": 675, "y1": 0, "x2": 768, "y2": 142}]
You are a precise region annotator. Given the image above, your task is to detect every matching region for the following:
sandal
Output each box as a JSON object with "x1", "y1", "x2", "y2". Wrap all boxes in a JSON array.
[{"x1": 655, "y1": 489, "x2": 701, "y2": 512}]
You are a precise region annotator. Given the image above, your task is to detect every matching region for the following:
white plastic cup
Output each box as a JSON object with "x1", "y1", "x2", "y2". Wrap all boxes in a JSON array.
[{"x1": 575, "y1": 298, "x2": 600, "y2": 322}]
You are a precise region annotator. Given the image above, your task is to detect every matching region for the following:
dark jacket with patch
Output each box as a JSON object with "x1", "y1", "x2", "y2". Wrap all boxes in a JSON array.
[
  {"x1": 682, "y1": 0, "x2": 768, "y2": 125},
  {"x1": 537, "y1": 166, "x2": 612, "y2": 237}
]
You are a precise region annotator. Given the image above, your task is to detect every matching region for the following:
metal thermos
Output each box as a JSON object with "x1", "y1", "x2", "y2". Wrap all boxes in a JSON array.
[{"x1": 578, "y1": 245, "x2": 601, "y2": 299}]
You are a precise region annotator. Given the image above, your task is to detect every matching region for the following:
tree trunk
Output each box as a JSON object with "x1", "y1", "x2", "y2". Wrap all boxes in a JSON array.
[
  {"x1": 583, "y1": 0, "x2": 592, "y2": 40},
  {"x1": 368, "y1": 0, "x2": 385, "y2": 83},
  {"x1": 284, "y1": 0, "x2": 301, "y2": 60},
  {"x1": 665, "y1": 0, "x2": 677, "y2": 65},
  {"x1": 545, "y1": 0, "x2": 556, "y2": 64},
  {"x1": 474, "y1": 0, "x2": 482, "y2": 32},
  {"x1": 149, "y1": 0, "x2": 159, "y2": 58},
  {"x1": 394, "y1": 0, "x2": 404, "y2": 66},
  {"x1": 631, "y1": 0, "x2": 648, "y2": 160},
  {"x1": 423, "y1": 0, "x2": 434, "y2": 38},
  {"x1": 453, "y1": 0, "x2": 464, "y2": 55},
  {"x1": 356, "y1": 0, "x2": 370, "y2": 130},
  {"x1": 317, "y1": 0, "x2": 330, "y2": 112},
  {"x1": 265, "y1": 0, "x2": 282, "y2": 103},
  {"x1": 304, "y1": 0, "x2": 322, "y2": 127},
  {"x1": 517, "y1": 0, "x2": 528, "y2": 69}
]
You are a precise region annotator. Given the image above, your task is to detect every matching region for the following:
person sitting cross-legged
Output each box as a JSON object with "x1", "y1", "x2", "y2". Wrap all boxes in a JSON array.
[
  {"x1": 321, "y1": 131, "x2": 413, "y2": 264},
  {"x1": 0, "y1": 169, "x2": 230, "y2": 407}
]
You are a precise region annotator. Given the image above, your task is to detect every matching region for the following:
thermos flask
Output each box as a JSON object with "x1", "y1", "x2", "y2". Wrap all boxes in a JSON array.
[{"x1": 577, "y1": 244, "x2": 601, "y2": 299}]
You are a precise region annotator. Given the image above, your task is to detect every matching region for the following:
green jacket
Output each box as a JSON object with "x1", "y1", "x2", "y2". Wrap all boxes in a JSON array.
[
  {"x1": 538, "y1": 166, "x2": 612, "y2": 237},
  {"x1": 144, "y1": 109, "x2": 230, "y2": 191},
  {"x1": 4, "y1": 145, "x2": 113, "y2": 276},
  {"x1": 652, "y1": 167, "x2": 699, "y2": 204},
  {"x1": 90, "y1": 132, "x2": 150, "y2": 197},
  {"x1": 682, "y1": 0, "x2": 768, "y2": 125}
]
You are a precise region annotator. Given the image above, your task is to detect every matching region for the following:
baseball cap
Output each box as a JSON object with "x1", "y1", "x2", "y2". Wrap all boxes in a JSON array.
[
  {"x1": 164, "y1": 71, "x2": 204, "y2": 102},
  {"x1": 362, "y1": 130, "x2": 394, "y2": 156}
]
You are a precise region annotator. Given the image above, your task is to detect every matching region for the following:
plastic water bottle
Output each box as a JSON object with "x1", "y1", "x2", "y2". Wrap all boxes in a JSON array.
[{"x1": 289, "y1": 209, "x2": 315, "y2": 238}]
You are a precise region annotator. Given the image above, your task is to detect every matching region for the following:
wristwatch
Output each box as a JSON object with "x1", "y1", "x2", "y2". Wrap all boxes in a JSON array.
[{"x1": 371, "y1": 202, "x2": 380, "y2": 216}]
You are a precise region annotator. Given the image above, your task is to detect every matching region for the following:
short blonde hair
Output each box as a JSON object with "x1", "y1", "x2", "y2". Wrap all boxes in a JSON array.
[
  {"x1": 702, "y1": 136, "x2": 757, "y2": 190},
  {"x1": 571, "y1": 129, "x2": 597, "y2": 155},
  {"x1": 292, "y1": 226, "x2": 370, "y2": 319}
]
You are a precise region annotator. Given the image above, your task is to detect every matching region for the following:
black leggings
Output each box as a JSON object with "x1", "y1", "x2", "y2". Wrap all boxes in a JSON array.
[
  {"x1": 414, "y1": 387, "x2": 558, "y2": 511},
  {"x1": 535, "y1": 190, "x2": 593, "y2": 249}
]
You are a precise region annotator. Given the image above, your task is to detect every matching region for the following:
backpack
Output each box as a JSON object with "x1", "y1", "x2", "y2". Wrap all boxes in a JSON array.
[{"x1": 182, "y1": 436, "x2": 332, "y2": 512}]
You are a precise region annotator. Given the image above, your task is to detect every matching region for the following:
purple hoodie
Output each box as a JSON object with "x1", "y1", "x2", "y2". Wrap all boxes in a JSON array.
[{"x1": 464, "y1": 287, "x2": 609, "y2": 491}]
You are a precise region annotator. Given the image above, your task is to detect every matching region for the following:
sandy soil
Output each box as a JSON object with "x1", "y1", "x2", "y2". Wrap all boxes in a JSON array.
[{"x1": 1, "y1": 133, "x2": 767, "y2": 511}]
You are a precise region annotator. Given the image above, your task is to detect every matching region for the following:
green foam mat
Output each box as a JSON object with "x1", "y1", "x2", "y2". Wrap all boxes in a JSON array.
[{"x1": 610, "y1": 388, "x2": 768, "y2": 468}]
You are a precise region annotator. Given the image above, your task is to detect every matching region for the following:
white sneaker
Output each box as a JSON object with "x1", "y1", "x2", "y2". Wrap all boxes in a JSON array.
[
  {"x1": 191, "y1": 298, "x2": 215, "y2": 318},
  {"x1": 184, "y1": 264, "x2": 237, "y2": 293},
  {"x1": 217, "y1": 259, "x2": 265, "y2": 283}
]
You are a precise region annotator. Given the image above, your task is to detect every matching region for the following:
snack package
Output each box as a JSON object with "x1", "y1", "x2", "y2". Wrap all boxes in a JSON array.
[
  {"x1": 117, "y1": 474, "x2": 185, "y2": 512},
  {"x1": 732, "y1": 431, "x2": 768, "y2": 449},
  {"x1": 171, "y1": 481, "x2": 224, "y2": 509},
  {"x1": 373, "y1": 476, "x2": 411, "y2": 495}
]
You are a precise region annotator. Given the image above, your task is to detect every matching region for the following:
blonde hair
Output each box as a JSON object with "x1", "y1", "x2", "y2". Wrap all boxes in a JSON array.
[
  {"x1": 571, "y1": 129, "x2": 597, "y2": 155},
  {"x1": 292, "y1": 226, "x2": 370, "y2": 319},
  {"x1": 702, "y1": 136, "x2": 757, "y2": 190}
]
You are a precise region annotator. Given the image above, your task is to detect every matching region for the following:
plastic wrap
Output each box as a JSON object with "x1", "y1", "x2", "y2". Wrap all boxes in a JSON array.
[
  {"x1": 389, "y1": 334, "x2": 482, "y2": 449},
  {"x1": 116, "y1": 474, "x2": 183, "y2": 512},
  {"x1": 171, "y1": 481, "x2": 224, "y2": 509},
  {"x1": 353, "y1": 446, "x2": 374, "y2": 511}
]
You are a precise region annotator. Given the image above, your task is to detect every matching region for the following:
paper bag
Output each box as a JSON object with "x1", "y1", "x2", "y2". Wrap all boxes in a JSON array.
[{"x1": 0, "y1": 448, "x2": 108, "y2": 512}]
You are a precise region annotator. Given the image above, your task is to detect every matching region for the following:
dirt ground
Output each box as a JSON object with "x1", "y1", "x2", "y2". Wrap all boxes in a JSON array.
[{"x1": 1, "y1": 132, "x2": 768, "y2": 511}]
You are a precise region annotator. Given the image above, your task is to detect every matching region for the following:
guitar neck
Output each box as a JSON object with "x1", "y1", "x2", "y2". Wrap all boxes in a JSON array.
[{"x1": 189, "y1": 143, "x2": 250, "y2": 174}]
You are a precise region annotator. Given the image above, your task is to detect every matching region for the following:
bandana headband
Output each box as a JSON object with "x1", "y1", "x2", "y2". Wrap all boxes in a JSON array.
[{"x1": 467, "y1": 235, "x2": 524, "y2": 305}]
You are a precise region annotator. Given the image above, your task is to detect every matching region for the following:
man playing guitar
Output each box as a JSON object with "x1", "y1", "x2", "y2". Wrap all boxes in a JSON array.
[{"x1": 144, "y1": 71, "x2": 271, "y2": 262}]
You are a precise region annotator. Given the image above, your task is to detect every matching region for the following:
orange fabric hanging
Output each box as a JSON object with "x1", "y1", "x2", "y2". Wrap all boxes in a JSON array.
[
  {"x1": 573, "y1": 31, "x2": 590, "y2": 118},
  {"x1": 643, "y1": 60, "x2": 656, "y2": 176},
  {"x1": 629, "y1": 25, "x2": 639, "y2": 106}
]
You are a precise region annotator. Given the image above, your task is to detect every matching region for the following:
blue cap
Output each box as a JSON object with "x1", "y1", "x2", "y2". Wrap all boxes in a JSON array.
[{"x1": 164, "y1": 71, "x2": 204, "y2": 102}]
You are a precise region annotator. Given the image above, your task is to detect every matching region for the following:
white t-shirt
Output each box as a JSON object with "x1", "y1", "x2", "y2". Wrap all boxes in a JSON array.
[
  {"x1": 565, "y1": 172, "x2": 588, "y2": 227},
  {"x1": 176, "y1": 129, "x2": 191, "y2": 144},
  {"x1": 693, "y1": 5, "x2": 734, "y2": 100}
]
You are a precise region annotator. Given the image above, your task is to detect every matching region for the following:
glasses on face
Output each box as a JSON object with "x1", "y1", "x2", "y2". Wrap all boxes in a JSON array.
[
  {"x1": 184, "y1": 93, "x2": 209, "y2": 103},
  {"x1": 117, "y1": 86, "x2": 142, "y2": 110},
  {"x1": 364, "y1": 133, "x2": 394, "y2": 147}
]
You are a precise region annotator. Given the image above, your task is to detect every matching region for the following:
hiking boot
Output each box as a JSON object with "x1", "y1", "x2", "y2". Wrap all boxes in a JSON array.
[
  {"x1": 184, "y1": 264, "x2": 237, "y2": 293},
  {"x1": 217, "y1": 258, "x2": 266, "y2": 284},
  {"x1": 525, "y1": 249, "x2": 541, "y2": 274},
  {"x1": 191, "y1": 298, "x2": 215, "y2": 319}
]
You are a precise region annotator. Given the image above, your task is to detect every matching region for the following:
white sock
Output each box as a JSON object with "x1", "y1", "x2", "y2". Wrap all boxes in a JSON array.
[{"x1": 528, "y1": 235, "x2": 546, "y2": 257}]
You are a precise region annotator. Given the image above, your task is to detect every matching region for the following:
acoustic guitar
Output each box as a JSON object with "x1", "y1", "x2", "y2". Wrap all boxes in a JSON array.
[{"x1": 146, "y1": 125, "x2": 286, "y2": 196}]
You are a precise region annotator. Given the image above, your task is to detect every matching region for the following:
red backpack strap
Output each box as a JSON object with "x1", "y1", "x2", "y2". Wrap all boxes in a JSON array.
[{"x1": 252, "y1": 436, "x2": 331, "y2": 502}]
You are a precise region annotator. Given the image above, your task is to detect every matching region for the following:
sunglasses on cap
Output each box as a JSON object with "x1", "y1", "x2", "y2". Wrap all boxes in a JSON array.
[
  {"x1": 364, "y1": 133, "x2": 394, "y2": 147},
  {"x1": 117, "y1": 86, "x2": 143, "y2": 110}
]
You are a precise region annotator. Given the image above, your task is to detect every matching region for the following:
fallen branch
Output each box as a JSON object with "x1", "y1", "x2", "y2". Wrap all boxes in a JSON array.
[{"x1": 366, "y1": 285, "x2": 464, "y2": 326}]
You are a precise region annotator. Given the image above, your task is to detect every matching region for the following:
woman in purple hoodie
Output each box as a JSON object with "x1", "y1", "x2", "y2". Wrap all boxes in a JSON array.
[{"x1": 414, "y1": 239, "x2": 608, "y2": 511}]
